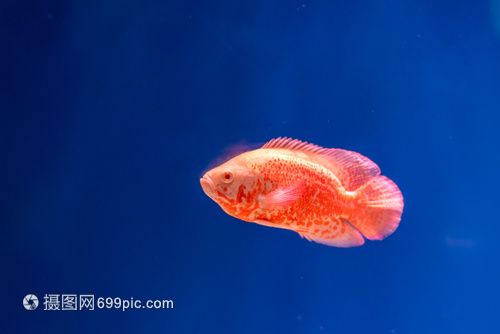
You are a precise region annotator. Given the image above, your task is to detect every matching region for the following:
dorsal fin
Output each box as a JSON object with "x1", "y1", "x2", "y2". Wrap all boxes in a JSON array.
[{"x1": 262, "y1": 137, "x2": 380, "y2": 190}]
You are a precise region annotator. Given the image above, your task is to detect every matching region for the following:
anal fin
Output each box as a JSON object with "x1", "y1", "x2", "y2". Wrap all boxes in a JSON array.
[{"x1": 296, "y1": 219, "x2": 365, "y2": 248}]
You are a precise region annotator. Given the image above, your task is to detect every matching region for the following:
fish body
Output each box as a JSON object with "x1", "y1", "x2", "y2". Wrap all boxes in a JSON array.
[{"x1": 200, "y1": 138, "x2": 404, "y2": 247}]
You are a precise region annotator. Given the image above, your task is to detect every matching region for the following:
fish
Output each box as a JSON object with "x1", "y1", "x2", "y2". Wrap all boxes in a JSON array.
[{"x1": 200, "y1": 137, "x2": 404, "y2": 247}]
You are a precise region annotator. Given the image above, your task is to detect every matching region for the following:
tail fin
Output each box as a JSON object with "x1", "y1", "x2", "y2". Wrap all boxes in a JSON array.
[{"x1": 348, "y1": 176, "x2": 404, "y2": 240}]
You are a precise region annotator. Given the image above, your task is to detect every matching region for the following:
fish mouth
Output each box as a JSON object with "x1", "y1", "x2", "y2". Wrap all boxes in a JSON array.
[{"x1": 200, "y1": 174, "x2": 216, "y2": 198}]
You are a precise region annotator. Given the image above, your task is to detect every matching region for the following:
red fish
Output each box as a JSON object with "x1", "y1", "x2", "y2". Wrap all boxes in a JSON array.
[{"x1": 200, "y1": 137, "x2": 404, "y2": 247}]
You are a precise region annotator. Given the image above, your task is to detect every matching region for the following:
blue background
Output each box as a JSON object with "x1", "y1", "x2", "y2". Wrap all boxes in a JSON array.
[{"x1": 2, "y1": 0, "x2": 500, "y2": 333}]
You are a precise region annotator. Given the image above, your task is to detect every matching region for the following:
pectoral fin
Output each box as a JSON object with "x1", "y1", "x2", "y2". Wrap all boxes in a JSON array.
[{"x1": 259, "y1": 183, "x2": 304, "y2": 209}]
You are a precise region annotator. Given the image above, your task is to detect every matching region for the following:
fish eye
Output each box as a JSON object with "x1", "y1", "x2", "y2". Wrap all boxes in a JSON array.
[{"x1": 222, "y1": 171, "x2": 233, "y2": 183}]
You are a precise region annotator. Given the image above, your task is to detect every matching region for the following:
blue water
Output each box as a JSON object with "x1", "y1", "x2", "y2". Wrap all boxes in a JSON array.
[{"x1": 3, "y1": 1, "x2": 500, "y2": 333}]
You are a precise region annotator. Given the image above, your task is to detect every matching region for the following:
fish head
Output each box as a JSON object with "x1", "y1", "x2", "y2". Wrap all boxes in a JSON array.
[{"x1": 200, "y1": 155, "x2": 260, "y2": 215}]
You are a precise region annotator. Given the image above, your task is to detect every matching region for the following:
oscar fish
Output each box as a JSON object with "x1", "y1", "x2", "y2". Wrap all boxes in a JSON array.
[{"x1": 200, "y1": 137, "x2": 404, "y2": 247}]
